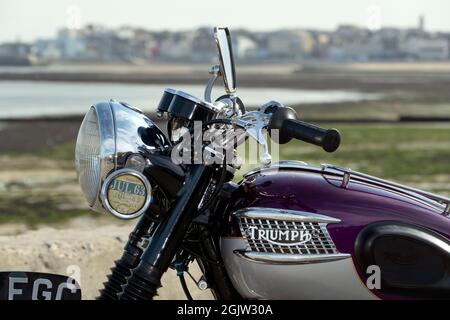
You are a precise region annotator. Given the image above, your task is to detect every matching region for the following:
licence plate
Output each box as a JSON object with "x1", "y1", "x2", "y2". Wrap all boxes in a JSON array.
[{"x1": 0, "y1": 272, "x2": 81, "y2": 300}]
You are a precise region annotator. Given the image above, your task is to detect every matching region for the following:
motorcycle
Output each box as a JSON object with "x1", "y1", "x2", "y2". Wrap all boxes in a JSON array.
[{"x1": 73, "y1": 27, "x2": 450, "y2": 300}]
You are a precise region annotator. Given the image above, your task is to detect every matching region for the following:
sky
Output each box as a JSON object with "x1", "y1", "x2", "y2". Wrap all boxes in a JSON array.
[{"x1": 1, "y1": 0, "x2": 449, "y2": 42}]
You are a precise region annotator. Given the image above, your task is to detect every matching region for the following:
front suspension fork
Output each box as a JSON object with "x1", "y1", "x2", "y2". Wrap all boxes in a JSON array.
[
  {"x1": 120, "y1": 165, "x2": 214, "y2": 300},
  {"x1": 97, "y1": 214, "x2": 155, "y2": 300}
]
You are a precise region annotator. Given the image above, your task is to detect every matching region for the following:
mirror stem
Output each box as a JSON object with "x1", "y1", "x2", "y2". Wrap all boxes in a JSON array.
[{"x1": 204, "y1": 65, "x2": 221, "y2": 103}]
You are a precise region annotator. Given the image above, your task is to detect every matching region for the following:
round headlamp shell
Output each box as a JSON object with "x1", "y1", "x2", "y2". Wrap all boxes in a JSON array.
[{"x1": 100, "y1": 168, "x2": 151, "y2": 220}]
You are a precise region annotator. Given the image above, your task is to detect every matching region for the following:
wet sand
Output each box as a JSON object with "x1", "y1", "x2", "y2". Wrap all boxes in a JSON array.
[
  {"x1": 2, "y1": 63, "x2": 450, "y2": 95},
  {"x1": 0, "y1": 118, "x2": 82, "y2": 153},
  {"x1": 1, "y1": 62, "x2": 449, "y2": 154},
  {"x1": 0, "y1": 117, "x2": 165, "y2": 153}
]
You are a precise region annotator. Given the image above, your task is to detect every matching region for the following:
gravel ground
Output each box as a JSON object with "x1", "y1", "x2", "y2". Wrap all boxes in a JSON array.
[{"x1": 0, "y1": 218, "x2": 213, "y2": 300}]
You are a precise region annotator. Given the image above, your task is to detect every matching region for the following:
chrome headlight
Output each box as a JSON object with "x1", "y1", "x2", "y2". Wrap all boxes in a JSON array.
[{"x1": 75, "y1": 100, "x2": 170, "y2": 217}]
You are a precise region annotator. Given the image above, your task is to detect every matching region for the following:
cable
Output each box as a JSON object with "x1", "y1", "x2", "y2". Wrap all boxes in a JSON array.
[
  {"x1": 180, "y1": 245, "x2": 223, "y2": 266},
  {"x1": 179, "y1": 274, "x2": 193, "y2": 300},
  {"x1": 180, "y1": 118, "x2": 231, "y2": 215},
  {"x1": 197, "y1": 154, "x2": 227, "y2": 215},
  {"x1": 204, "y1": 118, "x2": 233, "y2": 126}
]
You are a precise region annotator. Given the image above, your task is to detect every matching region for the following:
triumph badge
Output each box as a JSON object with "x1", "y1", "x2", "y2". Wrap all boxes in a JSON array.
[
  {"x1": 101, "y1": 168, "x2": 152, "y2": 219},
  {"x1": 245, "y1": 226, "x2": 314, "y2": 246}
]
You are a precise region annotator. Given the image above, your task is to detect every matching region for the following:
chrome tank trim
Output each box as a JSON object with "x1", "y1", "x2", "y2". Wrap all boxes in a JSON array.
[
  {"x1": 233, "y1": 207, "x2": 344, "y2": 259},
  {"x1": 322, "y1": 164, "x2": 450, "y2": 215},
  {"x1": 243, "y1": 160, "x2": 312, "y2": 177},
  {"x1": 234, "y1": 250, "x2": 351, "y2": 264},
  {"x1": 233, "y1": 207, "x2": 340, "y2": 224},
  {"x1": 244, "y1": 160, "x2": 448, "y2": 214}
]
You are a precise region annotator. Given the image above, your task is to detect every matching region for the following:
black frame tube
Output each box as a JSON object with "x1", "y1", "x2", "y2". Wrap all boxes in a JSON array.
[{"x1": 141, "y1": 164, "x2": 213, "y2": 267}]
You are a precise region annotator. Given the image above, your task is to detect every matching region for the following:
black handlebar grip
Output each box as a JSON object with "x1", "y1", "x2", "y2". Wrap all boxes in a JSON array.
[{"x1": 282, "y1": 119, "x2": 341, "y2": 152}]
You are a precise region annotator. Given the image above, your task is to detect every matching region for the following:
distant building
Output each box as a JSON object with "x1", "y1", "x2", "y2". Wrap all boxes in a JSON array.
[
  {"x1": 401, "y1": 36, "x2": 449, "y2": 60},
  {"x1": 0, "y1": 42, "x2": 31, "y2": 65},
  {"x1": 265, "y1": 30, "x2": 305, "y2": 61},
  {"x1": 116, "y1": 26, "x2": 158, "y2": 61},
  {"x1": 418, "y1": 15, "x2": 425, "y2": 32},
  {"x1": 57, "y1": 29, "x2": 85, "y2": 59},
  {"x1": 159, "y1": 32, "x2": 192, "y2": 61},
  {"x1": 2, "y1": 21, "x2": 450, "y2": 65},
  {"x1": 190, "y1": 28, "x2": 216, "y2": 62},
  {"x1": 32, "y1": 39, "x2": 61, "y2": 61},
  {"x1": 327, "y1": 25, "x2": 374, "y2": 61},
  {"x1": 233, "y1": 35, "x2": 255, "y2": 59}
]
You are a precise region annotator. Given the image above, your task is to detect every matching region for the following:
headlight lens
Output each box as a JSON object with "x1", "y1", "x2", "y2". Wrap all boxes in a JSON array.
[{"x1": 75, "y1": 107, "x2": 101, "y2": 206}]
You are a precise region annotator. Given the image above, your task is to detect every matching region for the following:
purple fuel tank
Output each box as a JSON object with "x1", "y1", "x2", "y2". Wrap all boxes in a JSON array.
[{"x1": 223, "y1": 161, "x2": 450, "y2": 299}]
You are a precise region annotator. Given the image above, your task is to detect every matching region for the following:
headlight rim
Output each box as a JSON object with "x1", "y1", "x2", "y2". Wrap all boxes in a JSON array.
[{"x1": 75, "y1": 102, "x2": 116, "y2": 212}]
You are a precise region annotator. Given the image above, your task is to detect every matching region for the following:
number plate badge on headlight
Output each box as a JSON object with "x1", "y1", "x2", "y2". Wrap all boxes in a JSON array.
[{"x1": 101, "y1": 168, "x2": 152, "y2": 219}]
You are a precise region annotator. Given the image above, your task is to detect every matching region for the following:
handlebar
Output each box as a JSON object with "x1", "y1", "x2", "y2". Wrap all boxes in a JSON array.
[
  {"x1": 267, "y1": 106, "x2": 341, "y2": 152},
  {"x1": 282, "y1": 119, "x2": 340, "y2": 152}
]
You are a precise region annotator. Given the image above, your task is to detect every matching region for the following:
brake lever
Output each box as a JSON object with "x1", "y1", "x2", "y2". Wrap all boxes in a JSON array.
[{"x1": 232, "y1": 111, "x2": 272, "y2": 165}]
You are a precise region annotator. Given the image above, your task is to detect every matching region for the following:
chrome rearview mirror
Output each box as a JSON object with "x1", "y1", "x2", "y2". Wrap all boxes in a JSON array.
[{"x1": 214, "y1": 27, "x2": 236, "y2": 94}]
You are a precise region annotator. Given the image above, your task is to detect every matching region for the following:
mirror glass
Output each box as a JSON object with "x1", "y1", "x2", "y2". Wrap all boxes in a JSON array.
[{"x1": 214, "y1": 27, "x2": 236, "y2": 94}]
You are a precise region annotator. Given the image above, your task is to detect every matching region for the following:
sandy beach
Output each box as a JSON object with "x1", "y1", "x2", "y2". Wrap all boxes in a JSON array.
[{"x1": 0, "y1": 217, "x2": 213, "y2": 300}]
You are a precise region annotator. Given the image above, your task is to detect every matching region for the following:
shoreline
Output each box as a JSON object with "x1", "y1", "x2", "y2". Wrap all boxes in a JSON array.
[
  {"x1": 2, "y1": 64, "x2": 450, "y2": 94},
  {"x1": 1, "y1": 63, "x2": 449, "y2": 152}
]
